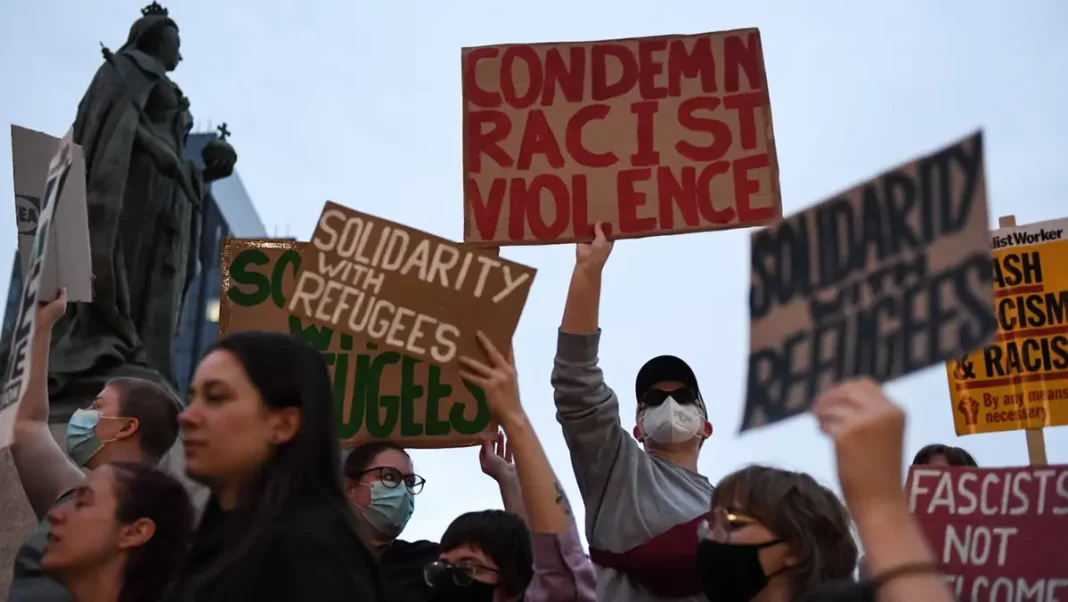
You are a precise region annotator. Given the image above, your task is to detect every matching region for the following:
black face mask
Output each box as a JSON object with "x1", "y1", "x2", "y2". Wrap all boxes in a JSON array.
[
  {"x1": 696, "y1": 538, "x2": 785, "y2": 602},
  {"x1": 429, "y1": 569, "x2": 497, "y2": 602}
]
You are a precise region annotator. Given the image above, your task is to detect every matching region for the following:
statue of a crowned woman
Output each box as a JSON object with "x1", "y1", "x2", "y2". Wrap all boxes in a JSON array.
[{"x1": 46, "y1": 2, "x2": 237, "y2": 419}]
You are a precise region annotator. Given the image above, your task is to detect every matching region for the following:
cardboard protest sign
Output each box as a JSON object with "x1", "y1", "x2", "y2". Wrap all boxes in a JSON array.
[
  {"x1": 945, "y1": 216, "x2": 1068, "y2": 436},
  {"x1": 462, "y1": 29, "x2": 781, "y2": 246},
  {"x1": 907, "y1": 465, "x2": 1068, "y2": 600},
  {"x1": 0, "y1": 134, "x2": 80, "y2": 447},
  {"x1": 220, "y1": 238, "x2": 498, "y2": 448},
  {"x1": 287, "y1": 202, "x2": 536, "y2": 368},
  {"x1": 742, "y1": 132, "x2": 997, "y2": 430},
  {"x1": 9, "y1": 125, "x2": 92, "y2": 302}
]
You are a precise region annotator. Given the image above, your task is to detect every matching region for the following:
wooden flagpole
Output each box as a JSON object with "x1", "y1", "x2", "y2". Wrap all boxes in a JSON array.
[{"x1": 999, "y1": 214, "x2": 1049, "y2": 466}]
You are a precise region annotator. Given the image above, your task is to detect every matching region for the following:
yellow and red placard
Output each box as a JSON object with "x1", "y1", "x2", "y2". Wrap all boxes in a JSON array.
[{"x1": 946, "y1": 216, "x2": 1068, "y2": 435}]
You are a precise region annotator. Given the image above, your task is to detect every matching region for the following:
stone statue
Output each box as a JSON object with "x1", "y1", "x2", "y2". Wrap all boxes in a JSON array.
[{"x1": 43, "y1": 2, "x2": 237, "y2": 420}]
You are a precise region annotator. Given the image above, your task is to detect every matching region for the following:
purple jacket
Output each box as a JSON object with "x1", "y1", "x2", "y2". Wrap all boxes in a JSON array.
[{"x1": 525, "y1": 522, "x2": 597, "y2": 602}]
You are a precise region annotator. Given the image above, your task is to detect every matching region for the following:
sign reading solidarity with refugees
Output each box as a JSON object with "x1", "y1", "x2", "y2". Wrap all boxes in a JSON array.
[
  {"x1": 462, "y1": 29, "x2": 782, "y2": 245},
  {"x1": 945, "y1": 216, "x2": 1068, "y2": 436},
  {"x1": 742, "y1": 132, "x2": 997, "y2": 430},
  {"x1": 0, "y1": 133, "x2": 82, "y2": 448},
  {"x1": 907, "y1": 465, "x2": 1068, "y2": 601},
  {"x1": 287, "y1": 202, "x2": 536, "y2": 367},
  {"x1": 220, "y1": 238, "x2": 498, "y2": 448}
]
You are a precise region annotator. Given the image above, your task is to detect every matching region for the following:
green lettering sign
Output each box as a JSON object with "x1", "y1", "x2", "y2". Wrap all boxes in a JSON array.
[{"x1": 223, "y1": 245, "x2": 492, "y2": 443}]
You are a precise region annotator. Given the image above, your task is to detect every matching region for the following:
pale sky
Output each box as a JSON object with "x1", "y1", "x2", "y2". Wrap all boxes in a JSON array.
[{"x1": 1, "y1": 1, "x2": 1065, "y2": 545}]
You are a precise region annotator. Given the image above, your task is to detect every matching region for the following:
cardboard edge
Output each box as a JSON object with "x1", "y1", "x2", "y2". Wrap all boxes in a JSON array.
[
  {"x1": 465, "y1": 217, "x2": 780, "y2": 246},
  {"x1": 747, "y1": 129, "x2": 986, "y2": 242},
  {"x1": 218, "y1": 237, "x2": 308, "y2": 336},
  {"x1": 340, "y1": 430, "x2": 496, "y2": 450},
  {"x1": 325, "y1": 199, "x2": 525, "y2": 266},
  {"x1": 461, "y1": 50, "x2": 474, "y2": 243},
  {"x1": 991, "y1": 216, "x2": 1068, "y2": 238},
  {"x1": 459, "y1": 27, "x2": 762, "y2": 52},
  {"x1": 754, "y1": 29, "x2": 784, "y2": 227}
]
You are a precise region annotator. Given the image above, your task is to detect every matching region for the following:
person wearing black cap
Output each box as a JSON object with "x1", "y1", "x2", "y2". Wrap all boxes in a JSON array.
[{"x1": 551, "y1": 223, "x2": 713, "y2": 602}]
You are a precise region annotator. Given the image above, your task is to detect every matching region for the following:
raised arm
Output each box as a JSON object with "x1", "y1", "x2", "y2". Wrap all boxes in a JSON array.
[
  {"x1": 814, "y1": 379, "x2": 953, "y2": 602},
  {"x1": 478, "y1": 432, "x2": 528, "y2": 523},
  {"x1": 552, "y1": 223, "x2": 641, "y2": 506},
  {"x1": 460, "y1": 334, "x2": 597, "y2": 602},
  {"x1": 11, "y1": 289, "x2": 86, "y2": 520}
]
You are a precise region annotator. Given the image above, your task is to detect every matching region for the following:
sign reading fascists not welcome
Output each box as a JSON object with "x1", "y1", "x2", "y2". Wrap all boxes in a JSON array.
[
  {"x1": 462, "y1": 28, "x2": 781, "y2": 246},
  {"x1": 908, "y1": 465, "x2": 1068, "y2": 601},
  {"x1": 221, "y1": 239, "x2": 496, "y2": 448},
  {"x1": 742, "y1": 132, "x2": 997, "y2": 430},
  {"x1": 288, "y1": 202, "x2": 537, "y2": 366}
]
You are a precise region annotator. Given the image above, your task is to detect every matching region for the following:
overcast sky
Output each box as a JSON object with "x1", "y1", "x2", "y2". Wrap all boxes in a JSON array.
[{"x1": 1, "y1": 0, "x2": 1066, "y2": 544}]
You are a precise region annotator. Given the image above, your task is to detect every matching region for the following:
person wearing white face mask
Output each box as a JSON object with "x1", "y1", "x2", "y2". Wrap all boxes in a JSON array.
[
  {"x1": 552, "y1": 223, "x2": 714, "y2": 602},
  {"x1": 633, "y1": 355, "x2": 712, "y2": 447}
]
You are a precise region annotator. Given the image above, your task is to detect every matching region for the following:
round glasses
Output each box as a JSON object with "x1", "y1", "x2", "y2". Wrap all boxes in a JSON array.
[
  {"x1": 423, "y1": 560, "x2": 498, "y2": 588},
  {"x1": 698, "y1": 511, "x2": 752, "y2": 542},
  {"x1": 357, "y1": 466, "x2": 426, "y2": 495}
]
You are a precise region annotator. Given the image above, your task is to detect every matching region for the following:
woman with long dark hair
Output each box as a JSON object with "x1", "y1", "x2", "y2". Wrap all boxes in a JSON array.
[
  {"x1": 41, "y1": 461, "x2": 194, "y2": 602},
  {"x1": 168, "y1": 331, "x2": 383, "y2": 601}
]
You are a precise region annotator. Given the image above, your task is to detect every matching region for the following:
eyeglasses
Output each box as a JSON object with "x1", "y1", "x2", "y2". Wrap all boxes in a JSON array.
[
  {"x1": 356, "y1": 466, "x2": 426, "y2": 495},
  {"x1": 640, "y1": 387, "x2": 699, "y2": 407},
  {"x1": 698, "y1": 510, "x2": 759, "y2": 541},
  {"x1": 423, "y1": 560, "x2": 498, "y2": 587}
]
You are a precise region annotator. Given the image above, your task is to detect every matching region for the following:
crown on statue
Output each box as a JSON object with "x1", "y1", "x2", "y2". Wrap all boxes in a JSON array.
[{"x1": 141, "y1": 2, "x2": 169, "y2": 17}]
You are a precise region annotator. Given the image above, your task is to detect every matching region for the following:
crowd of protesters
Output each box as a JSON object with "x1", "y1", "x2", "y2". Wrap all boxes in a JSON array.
[{"x1": 4, "y1": 229, "x2": 967, "y2": 602}]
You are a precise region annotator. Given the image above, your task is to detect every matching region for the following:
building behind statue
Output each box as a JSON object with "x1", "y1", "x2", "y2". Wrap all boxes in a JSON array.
[{"x1": 1, "y1": 130, "x2": 268, "y2": 394}]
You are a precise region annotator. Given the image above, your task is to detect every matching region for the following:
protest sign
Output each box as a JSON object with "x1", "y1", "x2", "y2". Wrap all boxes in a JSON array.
[
  {"x1": 462, "y1": 29, "x2": 781, "y2": 246},
  {"x1": 287, "y1": 202, "x2": 536, "y2": 367},
  {"x1": 907, "y1": 465, "x2": 1068, "y2": 601},
  {"x1": 945, "y1": 216, "x2": 1068, "y2": 437},
  {"x1": 10, "y1": 125, "x2": 92, "y2": 302},
  {"x1": 0, "y1": 133, "x2": 81, "y2": 447},
  {"x1": 742, "y1": 132, "x2": 997, "y2": 430},
  {"x1": 220, "y1": 238, "x2": 497, "y2": 448}
]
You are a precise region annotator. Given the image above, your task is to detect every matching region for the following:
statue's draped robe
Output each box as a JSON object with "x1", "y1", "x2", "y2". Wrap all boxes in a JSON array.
[{"x1": 46, "y1": 48, "x2": 201, "y2": 419}]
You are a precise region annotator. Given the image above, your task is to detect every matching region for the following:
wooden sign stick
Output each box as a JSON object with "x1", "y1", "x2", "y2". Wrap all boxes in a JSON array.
[{"x1": 1000, "y1": 214, "x2": 1050, "y2": 466}]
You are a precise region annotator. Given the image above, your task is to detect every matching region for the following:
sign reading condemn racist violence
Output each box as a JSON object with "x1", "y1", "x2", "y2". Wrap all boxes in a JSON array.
[
  {"x1": 462, "y1": 29, "x2": 782, "y2": 246},
  {"x1": 0, "y1": 133, "x2": 79, "y2": 448},
  {"x1": 742, "y1": 132, "x2": 997, "y2": 430},
  {"x1": 946, "y1": 216, "x2": 1068, "y2": 436},
  {"x1": 908, "y1": 465, "x2": 1068, "y2": 601},
  {"x1": 220, "y1": 239, "x2": 497, "y2": 448},
  {"x1": 287, "y1": 202, "x2": 536, "y2": 368}
]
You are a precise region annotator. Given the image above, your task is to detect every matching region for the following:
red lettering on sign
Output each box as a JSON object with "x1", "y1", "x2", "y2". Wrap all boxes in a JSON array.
[{"x1": 463, "y1": 29, "x2": 780, "y2": 244}]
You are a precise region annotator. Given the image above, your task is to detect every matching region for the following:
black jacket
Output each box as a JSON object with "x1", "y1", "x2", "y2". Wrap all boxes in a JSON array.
[
  {"x1": 379, "y1": 539, "x2": 440, "y2": 601},
  {"x1": 168, "y1": 496, "x2": 383, "y2": 602}
]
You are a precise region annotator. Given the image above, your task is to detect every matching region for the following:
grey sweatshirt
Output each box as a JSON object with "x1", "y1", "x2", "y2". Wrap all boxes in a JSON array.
[{"x1": 552, "y1": 330, "x2": 713, "y2": 602}]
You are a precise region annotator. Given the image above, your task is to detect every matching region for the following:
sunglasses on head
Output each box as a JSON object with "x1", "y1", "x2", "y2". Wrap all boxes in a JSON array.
[{"x1": 640, "y1": 387, "x2": 698, "y2": 407}]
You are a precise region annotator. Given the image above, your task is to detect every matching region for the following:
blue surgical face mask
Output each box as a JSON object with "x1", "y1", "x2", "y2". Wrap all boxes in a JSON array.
[
  {"x1": 360, "y1": 481, "x2": 414, "y2": 539},
  {"x1": 66, "y1": 409, "x2": 110, "y2": 467}
]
